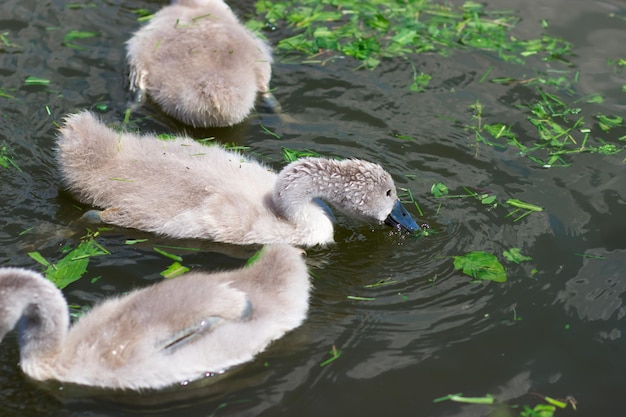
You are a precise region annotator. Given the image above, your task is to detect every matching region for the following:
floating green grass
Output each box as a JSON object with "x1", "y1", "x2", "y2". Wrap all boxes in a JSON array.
[
  {"x1": 0, "y1": 88, "x2": 15, "y2": 99},
  {"x1": 0, "y1": 31, "x2": 20, "y2": 49},
  {"x1": 63, "y1": 30, "x2": 98, "y2": 50},
  {"x1": 125, "y1": 238, "x2": 149, "y2": 245},
  {"x1": 129, "y1": 8, "x2": 154, "y2": 22},
  {"x1": 431, "y1": 181, "x2": 543, "y2": 223},
  {"x1": 398, "y1": 186, "x2": 424, "y2": 217},
  {"x1": 319, "y1": 344, "x2": 342, "y2": 367},
  {"x1": 260, "y1": 124, "x2": 281, "y2": 139},
  {"x1": 434, "y1": 391, "x2": 577, "y2": 417},
  {"x1": 254, "y1": 0, "x2": 571, "y2": 69},
  {"x1": 505, "y1": 199, "x2": 543, "y2": 222},
  {"x1": 434, "y1": 393, "x2": 495, "y2": 405},
  {"x1": 153, "y1": 246, "x2": 191, "y2": 278},
  {"x1": 152, "y1": 246, "x2": 183, "y2": 262},
  {"x1": 65, "y1": 2, "x2": 97, "y2": 9},
  {"x1": 363, "y1": 278, "x2": 397, "y2": 288},
  {"x1": 24, "y1": 76, "x2": 51, "y2": 86},
  {"x1": 463, "y1": 93, "x2": 626, "y2": 168},
  {"x1": 346, "y1": 295, "x2": 376, "y2": 301},
  {"x1": 281, "y1": 147, "x2": 324, "y2": 162}
]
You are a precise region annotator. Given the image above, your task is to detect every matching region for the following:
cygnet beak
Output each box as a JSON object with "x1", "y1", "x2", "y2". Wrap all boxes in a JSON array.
[{"x1": 385, "y1": 200, "x2": 420, "y2": 232}]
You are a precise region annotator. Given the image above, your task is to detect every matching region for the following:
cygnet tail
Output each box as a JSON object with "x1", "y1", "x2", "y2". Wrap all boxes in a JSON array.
[
  {"x1": 56, "y1": 111, "x2": 122, "y2": 170},
  {"x1": 174, "y1": 78, "x2": 256, "y2": 127}
]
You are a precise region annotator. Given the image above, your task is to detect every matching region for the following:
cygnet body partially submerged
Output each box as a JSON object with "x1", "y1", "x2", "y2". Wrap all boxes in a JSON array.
[
  {"x1": 126, "y1": 0, "x2": 272, "y2": 127},
  {"x1": 0, "y1": 245, "x2": 309, "y2": 390},
  {"x1": 56, "y1": 111, "x2": 419, "y2": 246}
]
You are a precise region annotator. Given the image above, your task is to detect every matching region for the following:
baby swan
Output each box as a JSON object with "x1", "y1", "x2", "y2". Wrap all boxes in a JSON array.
[
  {"x1": 56, "y1": 111, "x2": 419, "y2": 246},
  {"x1": 0, "y1": 245, "x2": 309, "y2": 390},
  {"x1": 126, "y1": 0, "x2": 273, "y2": 127}
]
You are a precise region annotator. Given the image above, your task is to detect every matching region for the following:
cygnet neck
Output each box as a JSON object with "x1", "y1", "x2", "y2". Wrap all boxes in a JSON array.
[
  {"x1": 6, "y1": 271, "x2": 69, "y2": 372},
  {"x1": 272, "y1": 158, "x2": 362, "y2": 222}
]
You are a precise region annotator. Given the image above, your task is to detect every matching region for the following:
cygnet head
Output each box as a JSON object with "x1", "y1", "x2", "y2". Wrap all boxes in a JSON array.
[{"x1": 274, "y1": 158, "x2": 420, "y2": 233}]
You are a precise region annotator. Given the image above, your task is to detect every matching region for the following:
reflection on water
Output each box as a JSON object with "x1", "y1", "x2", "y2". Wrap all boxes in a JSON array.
[
  {"x1": 0, "y1": 0, "x2": 625, "y2": 415},
  {"x1": 559, "y1": 252, "x2": 626, "y2": 321}
]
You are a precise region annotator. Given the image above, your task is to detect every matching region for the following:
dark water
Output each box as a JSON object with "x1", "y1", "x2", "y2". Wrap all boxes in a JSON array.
[{"x1": 1, "y1": 0, "x2": 625, "y2": 416}]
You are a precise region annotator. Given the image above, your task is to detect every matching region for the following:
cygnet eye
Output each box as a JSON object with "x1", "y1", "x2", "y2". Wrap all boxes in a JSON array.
[{"x1": 386, "y1": 189, "x2": 392, "y2": 197}]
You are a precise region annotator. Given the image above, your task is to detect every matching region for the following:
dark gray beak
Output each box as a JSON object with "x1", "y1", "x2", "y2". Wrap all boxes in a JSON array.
[{"x1": 385, "y1": 200, "x2": 420, "y2": 232}]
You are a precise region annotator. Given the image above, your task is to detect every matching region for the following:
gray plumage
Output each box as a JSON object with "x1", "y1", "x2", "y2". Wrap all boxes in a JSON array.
[
  {"x1": 56, "y1": 111, "x2": 419, "y2": 246},
  {"x1": 0, "y1": 245, "x2": 309, "y2": 390},
  {"x1": 126, "y1": 0, "x2": 272, "y2": 127}
]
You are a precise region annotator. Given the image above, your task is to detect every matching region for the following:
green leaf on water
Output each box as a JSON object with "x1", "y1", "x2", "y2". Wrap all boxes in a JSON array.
[
  {"x1": 409, "y1": 72, "x2": 432, "y2": 92},
  {"x1": 584, "y1": 94, "x2": 604, "y2": 104},
  {"x1": 484, "y1": 123, "x2": 516, "y2": 140},
  {"x1": 480, "y1": 194, "x2": 497, "y2": 205},
  {"x1": 431, "y1": 182, "x2": 449, "y2": 198},
  {"x1": 503, "y1": 247, "x2": 532, "y2": 264},
  {"x1": 28, "y1": 251, "x2": 51, "y2": 267},
  {"x1": 453, "y1": 251, "x2": 507, "y2": 282},
  {"x1": 312, "y1": 26, "x2": 339, "y2": 50},
  {"x1": 160, "y1": 261, "x2": 189, "y2": 279},
  {"x1": 29, "y1": 237, "x2": 110, "y2": 289},
  {"x1": 520, "y1": 404, "x2": 556, "y2": 417}
]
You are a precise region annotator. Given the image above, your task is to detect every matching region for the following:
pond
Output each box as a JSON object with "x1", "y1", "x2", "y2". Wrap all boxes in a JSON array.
[{"x1": 1, "y1": 0, "x2": 625, "y2": 416}]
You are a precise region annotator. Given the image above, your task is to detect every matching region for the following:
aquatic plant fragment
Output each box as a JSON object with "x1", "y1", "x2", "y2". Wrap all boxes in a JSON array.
[
  {"x1": 254, "y1": 0, "x2": 572, "y2": 69},
  {"x1": 453, "y1": 251, "x2": 506, "y2": 282},
  {"x1": 28, "y1": 235, "x2": 110, "y2": 289}
]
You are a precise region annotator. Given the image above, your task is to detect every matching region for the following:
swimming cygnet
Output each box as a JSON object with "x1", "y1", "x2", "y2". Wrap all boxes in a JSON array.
[
  {"x1": 56, "y1": 111, "x2": 420, "y2": 246},
  {"x1": 0, "y1": 245, "x2": 309, "y2": 390},
  {"x1": 126, "y1": 0, "x2": 273, "y2": 127}
]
